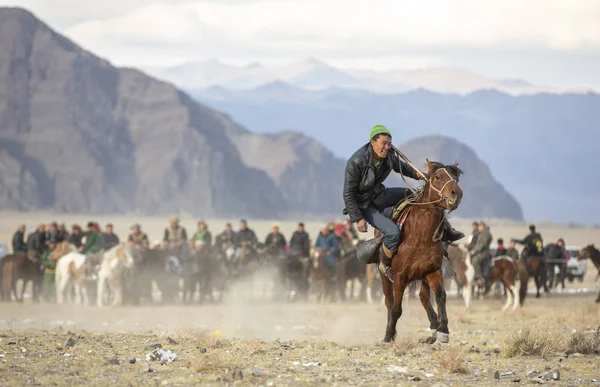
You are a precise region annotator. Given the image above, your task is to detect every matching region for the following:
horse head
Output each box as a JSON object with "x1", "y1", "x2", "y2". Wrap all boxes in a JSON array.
[
  {"x1": 312, "y1": 247, "x2": 324, "y2": 269},
  {"x1": 425, "y1": 159, "x2": 463, "y2": 211},
  {"x1": 577, "y1": 244, "x2": 598, "y2": 261}
]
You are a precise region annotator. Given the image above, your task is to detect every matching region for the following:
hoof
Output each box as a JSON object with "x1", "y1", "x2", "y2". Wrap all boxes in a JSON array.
[
  {"x1": 437, "y1": 332, "x2": 449, "y2": 343},
  {"x1": 383, "y1": 336, "x2": 395, "y2": 344}
]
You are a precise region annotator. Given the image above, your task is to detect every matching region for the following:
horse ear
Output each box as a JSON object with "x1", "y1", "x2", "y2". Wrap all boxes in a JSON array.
[{"x1": 426, "y1": 159, "x2": 434, "y2": 177}]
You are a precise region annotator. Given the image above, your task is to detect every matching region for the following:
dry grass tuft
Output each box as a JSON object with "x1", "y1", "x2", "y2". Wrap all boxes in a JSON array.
[
  {"x1": 191, "y1": 351, "x2": 247, "y2": 375},
  {"x1": 393, "y1": 337, "x2": 423, "y2": 357},
  {"x1": 438, "y1": 347, "x2": 467, "y2": 374},
  {"x1": 169, "y1": 328, "x2": 231, "y2": 349},
  {"x1": 568, "y1": 331, "x2": 600, "y2": 355},
  {"x1": 502, "y1": 329, "x2": 565, "y2": 358}
]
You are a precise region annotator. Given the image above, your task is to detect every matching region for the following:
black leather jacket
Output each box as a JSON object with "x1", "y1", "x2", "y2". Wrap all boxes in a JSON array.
[{"x1": 343, "y1": 143, "x2": 421, "y2": 222}]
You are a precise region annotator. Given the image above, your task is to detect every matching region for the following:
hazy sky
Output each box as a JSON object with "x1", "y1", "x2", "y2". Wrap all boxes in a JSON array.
[{"x1": 2, "y1": 0, "x2": 599, "y2": 89}]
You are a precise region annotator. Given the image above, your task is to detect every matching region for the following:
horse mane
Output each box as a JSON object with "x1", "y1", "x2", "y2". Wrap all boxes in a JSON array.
[
  {"x1": 426, "y1": 160, "x2": 463, "y2": 179},
  {"x1": 51, "y1": 241, "x2": 75, "y2": 260}
]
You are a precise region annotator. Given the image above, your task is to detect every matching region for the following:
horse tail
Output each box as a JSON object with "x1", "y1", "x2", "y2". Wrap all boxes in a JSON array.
[{"x1": 517, "y1": 260, "x2": 528, "y2": 306}]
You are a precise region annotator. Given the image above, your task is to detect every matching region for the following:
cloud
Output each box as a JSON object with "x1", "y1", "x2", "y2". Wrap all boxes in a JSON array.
[
  {"x1": 2, "y1": 0, "x2": 599, "y2": 87},
  {"x1": 183, "y1": 0, "x2": 600, "y2": 51},
  {"x1": 65, "y1": 3, "x2": 205, "y2": 46}
]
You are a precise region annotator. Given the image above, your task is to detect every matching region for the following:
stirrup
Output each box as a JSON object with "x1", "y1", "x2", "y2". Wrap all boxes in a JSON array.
[{"x1": 378, "y1": 262, "x2": 394, "y2": 283}]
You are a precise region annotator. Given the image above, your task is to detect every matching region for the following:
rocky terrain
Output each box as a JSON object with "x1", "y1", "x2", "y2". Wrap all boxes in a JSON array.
[{"x1": 0, "y1": 298, "x2": 599, "y2": 386}]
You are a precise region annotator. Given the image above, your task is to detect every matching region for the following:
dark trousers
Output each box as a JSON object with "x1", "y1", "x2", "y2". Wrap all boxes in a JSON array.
[{"x1": 361, "y1": 187, "x2": 410, "y2": 252}]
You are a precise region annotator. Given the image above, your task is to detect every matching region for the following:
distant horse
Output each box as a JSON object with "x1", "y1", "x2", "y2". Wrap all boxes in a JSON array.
[
  {"x1": 182, "y1": 246, "x2": 228, "y2": 303},
  {"x1": 448, "y1": 245, "x2": 528, "y2": 311},
  {"x1": 343, "y1": 239, "x2": 366, "y2": 301},
  {"x1": 577, "y1": 245, "x2": 600, "y2": 303},
  {"x1": 310, "y1": 247, "x2": 335, "y2": 303},
  {"x1": 0, "y1": 253, "x2": 41, "y2": 303},
  {"x1": 55, "y1": 252, "x2": 88, "y2": 306},
  {"x1": 96, "y1": 244, "x2": 136, "y2": 307},
  {"x1": 362, "y1": 160, "x2": 464, "y2": 344},
  {"x1": 277, "y1": 250, "x2": 309, "y2": 302},
  {"x1": 522, "y1": 253, "x2": 546, "y2": 298},
  {"x1": 134, "y1": 246, "x2": 180, "y2": 304},
  {"x1": 0, "y1": 241, "x2": 78, "y2": 303}
]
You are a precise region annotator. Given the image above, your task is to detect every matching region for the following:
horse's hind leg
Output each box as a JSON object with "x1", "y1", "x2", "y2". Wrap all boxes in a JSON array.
[
  {"x1": 502, "y1": 279, "x2": 513, "y2": 312},
  {"x1": 428, "y1": 270, "x2": 450, "y2": 343}
]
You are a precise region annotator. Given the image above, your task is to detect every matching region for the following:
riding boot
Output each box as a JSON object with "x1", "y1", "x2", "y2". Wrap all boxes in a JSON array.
[
  {"x1": 441, "y1": 218, "x2": 465, "y2": 244},
  {"x1": 356, "y1": 237, "x2": 383, "y2": 264}
]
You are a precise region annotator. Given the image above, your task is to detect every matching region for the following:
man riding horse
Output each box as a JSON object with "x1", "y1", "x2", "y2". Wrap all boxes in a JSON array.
[{"x1": 343, "y1": 124, "x2": 465, "y2": 280}]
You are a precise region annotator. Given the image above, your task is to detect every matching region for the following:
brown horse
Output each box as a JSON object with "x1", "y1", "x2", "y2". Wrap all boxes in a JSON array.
[
  {"x1": 310, "y1": 247, "x2": 334, "y2": 303},
  {"x1": 447, "y1": 245, "x2": 528, "y2": 311},
  {"x1": 522, "y1": 254, "x2": 546, "y2": 298},
  {"x1": 0, "y1": 254, "x2": 42, "y2": 303},
  {"x1": 577, "y1": 245, "x2": 600, "y2": 303},
  {"x1": 375, "y1": 160, "x2": 464, "y2": 344}
]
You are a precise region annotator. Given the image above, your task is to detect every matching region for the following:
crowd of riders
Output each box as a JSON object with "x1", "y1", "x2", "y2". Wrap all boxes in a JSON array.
[{"x1": 466, "y1": 221, "x2": 572, "y2": 293}]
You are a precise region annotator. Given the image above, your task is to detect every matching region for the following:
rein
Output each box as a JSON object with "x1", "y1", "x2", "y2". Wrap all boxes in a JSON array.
[{"x1": 392, "y1": 147, "x2": 458, "y2": 242}]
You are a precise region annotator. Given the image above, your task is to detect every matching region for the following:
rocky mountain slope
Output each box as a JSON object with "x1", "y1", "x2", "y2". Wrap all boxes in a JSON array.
[
  {"x1": 0, "y1": 7, "x2": 524, "y2": 221},
  {"x1": 0, "y1": 7, "x2": 286, "y2": 218}
]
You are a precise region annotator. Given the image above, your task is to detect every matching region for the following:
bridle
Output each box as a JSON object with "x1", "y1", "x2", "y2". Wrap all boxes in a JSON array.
[{"x1": 427, "y1": 167, "x2": 458, "y2": 205}]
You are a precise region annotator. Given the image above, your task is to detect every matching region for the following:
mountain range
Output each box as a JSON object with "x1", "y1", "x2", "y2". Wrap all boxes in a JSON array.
[
  {"x1": 0, "y1": 7, "x2": 523, "y2": 221},
  {"x1": 191, "y1": 82, "x2": 599, "y2": 224},
  {"x1": 147, "y1": 58, "x2": 590, "y2": 97}
]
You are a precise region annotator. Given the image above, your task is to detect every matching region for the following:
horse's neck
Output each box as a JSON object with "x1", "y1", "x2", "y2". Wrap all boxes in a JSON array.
[{"x1": 404, "y1": 196, "x2": 443, "y2": 243}]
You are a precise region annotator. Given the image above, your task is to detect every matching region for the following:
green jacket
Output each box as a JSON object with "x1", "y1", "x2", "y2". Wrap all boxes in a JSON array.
[
  {"x1": 81, "y1": 230, "x2": 101, "y2": 254},
  {"x1": 41, "y1": 249, "x2": 56, "y2": 272},
  {"x1": 471, "y1": 230, "x2": 492, "y2": 260}
]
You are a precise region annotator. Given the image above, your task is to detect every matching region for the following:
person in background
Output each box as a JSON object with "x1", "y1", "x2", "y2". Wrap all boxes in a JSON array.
[
  {"x1": 495, "y1": 238, "x2": 507, "y2": 257},
  {"x1": 68, "y1": 224, "x2": 83, "y2": 248},
  {"x1": 193, "y1": 220, "x2": 212, "y2": 252},
  {"x1": 289, "y1": 222, "x2": 310, "y2": 258},
  {"x1": 27, "y1": 224, "x2": 46, "y2": 263},
  {"x1": 216, "y1": 223, "x2": 236, "y2": 253},
  {"x1": 57, "y1": 223, "x2": 69, "y2": 242},
  {"x1": 128, "y1": 224, "x2": 150, "y2": 250},
  {"x1": 80, "y1": 222, "x2": 101, "y2": 255},
  {"x1": 544, "y1": 238, "x2": 568, "y2": 291},
  {"x1": 12, "y1": 224, "x2": 27, "y2": 255},
  {"x1": 265, "y1": 223, "x2": 287, "y2": 258},
  {"x1": 469, "y1": 221, "x2": 492, "y2": 287},
  {"x1": 46, "y1": 222, "x2": 64, "y2": 245},
  {"x1": 506, "y1": 239, "x2": 520, "y2": 260},
  {"x1": 314, "y1": 226, "x2": 340, "y2": 272},
  {"x1": 103, "y1": 223, "x2": 120, "y2": 250},
  {"x1": 41, "y1": 238, "x2": 58, "y2": 302}
]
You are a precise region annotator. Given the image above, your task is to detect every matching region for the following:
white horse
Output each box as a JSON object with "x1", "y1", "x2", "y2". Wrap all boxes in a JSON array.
[
  {"x1": 55, "y1": 252, "x2": 88, "y2": 306},
  {"x1": 96, "y1": 243, "x2": 136, "y2": 307}
]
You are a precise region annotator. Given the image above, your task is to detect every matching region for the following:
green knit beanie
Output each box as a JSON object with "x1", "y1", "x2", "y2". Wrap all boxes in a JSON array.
[{"x1": 369, "y1": 124, "x2": 391, "y2": 140}]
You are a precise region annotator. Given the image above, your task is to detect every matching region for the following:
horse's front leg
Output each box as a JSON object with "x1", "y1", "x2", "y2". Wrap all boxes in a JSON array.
[
  {"x1": 427, "y1": 269, "x2": 449, "y2": 343},
  {"x1": 381, "y1": 270, "x2": 395, "y2": 343},
  {"x1": 418, "y1": 280, "x2": 439, "y2": 344}
]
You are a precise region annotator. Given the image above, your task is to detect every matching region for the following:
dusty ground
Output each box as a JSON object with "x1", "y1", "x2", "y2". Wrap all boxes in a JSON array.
[
  {"x1": 1, "y1": 295, "x2": 599, "y2": 386},
  {"x1": 1, "y1": 213, "x2": 599, "y2": 385}
]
